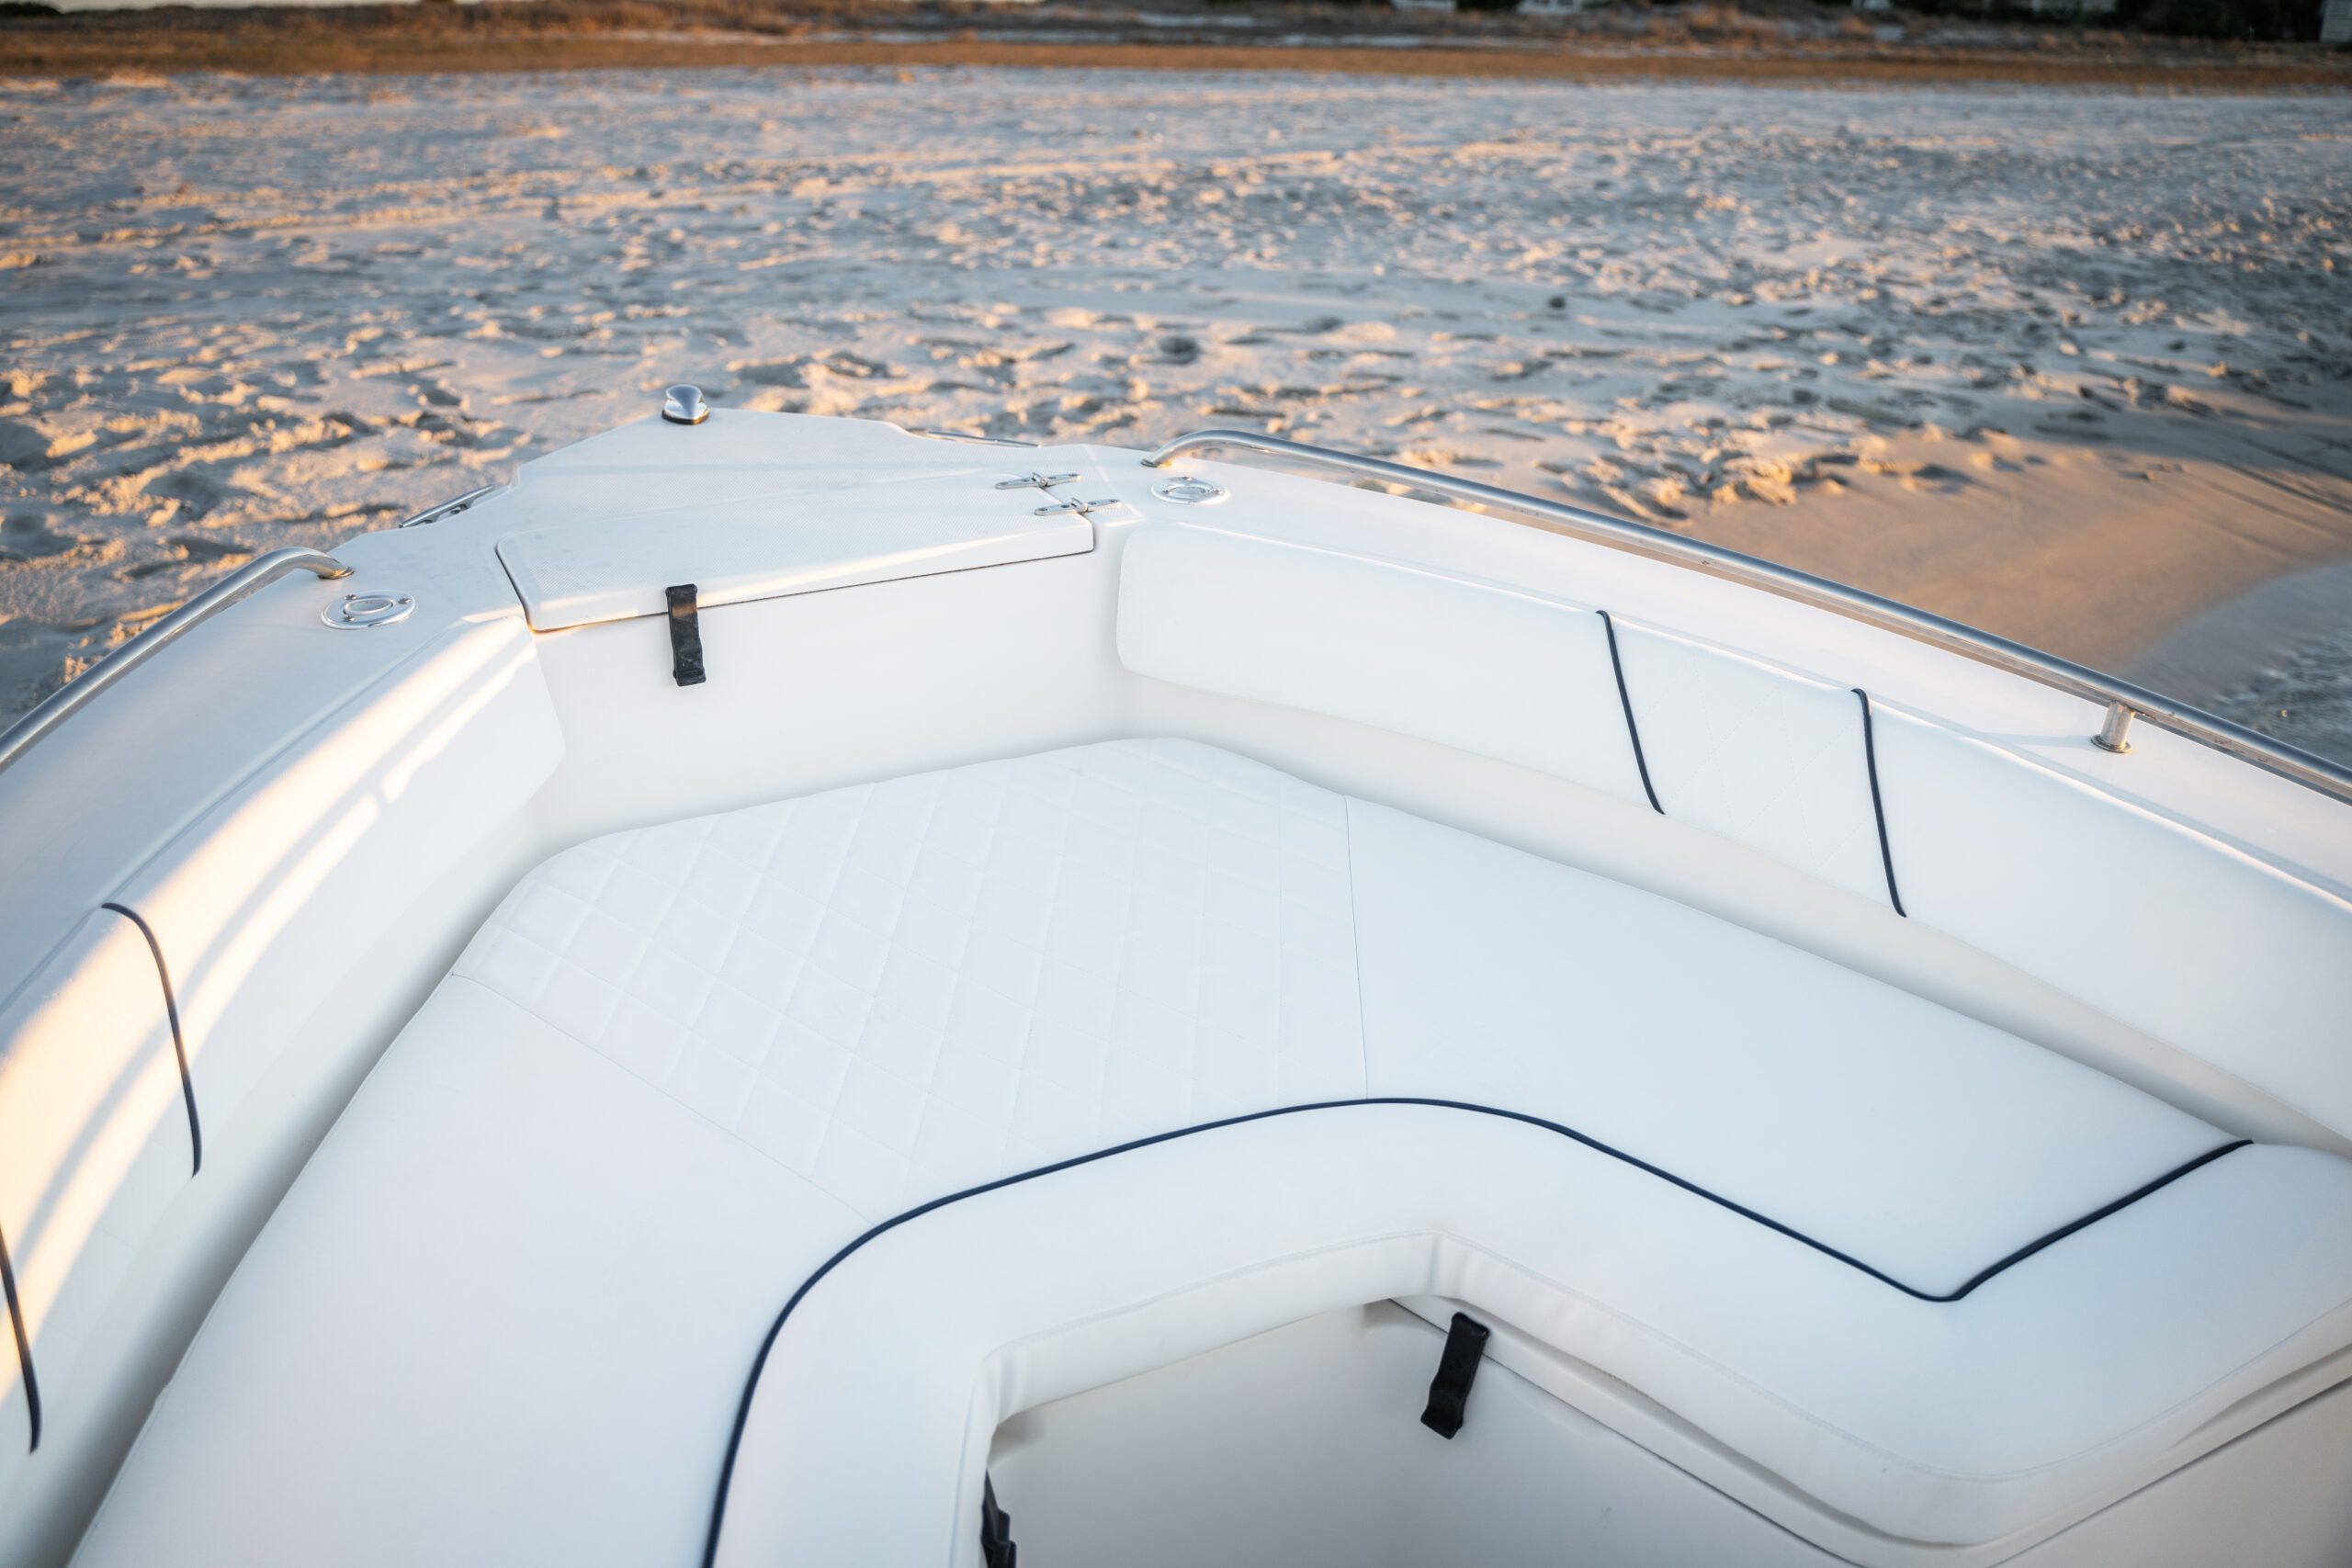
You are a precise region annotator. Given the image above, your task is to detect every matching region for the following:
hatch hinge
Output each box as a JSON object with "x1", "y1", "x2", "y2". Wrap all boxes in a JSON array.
[
  {"x1": 1031, "y1": 497, "x2": 1119, "y2": 518},
  {"x1": 996, "y1": 468, "x2": 1118, "y2": 519}
]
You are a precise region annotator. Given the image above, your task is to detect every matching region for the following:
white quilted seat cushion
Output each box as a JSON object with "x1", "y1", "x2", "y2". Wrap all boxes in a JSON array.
[
  {"x1": 73, "y1": 981, "x2": 862, "y2": 1568},
  {"x1": 67, "y1": 739, "x2": 2352, "y2": 1567},
  {"x1": 450, "y1": 739, "x2": 1368, "y2": 1220},
  {"x1": 453, "y1": 738, "x2": 2226, "y2": 1292},
  {"x1": 1345, "y1": 797, "x2": 2224, "y2": 1295}
]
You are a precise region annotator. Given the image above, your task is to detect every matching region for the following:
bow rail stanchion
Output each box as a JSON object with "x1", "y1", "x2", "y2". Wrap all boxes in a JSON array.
[
  {"x1": 1141, "y1": 429, "x2": 2352, "y2": 808},
  {"x1": 0, "y1": 547, "x2": 353, "y2": 782}
]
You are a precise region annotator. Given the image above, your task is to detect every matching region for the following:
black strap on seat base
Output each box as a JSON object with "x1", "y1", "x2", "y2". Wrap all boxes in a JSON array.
[
  {"x1": 980, "y1": 1473, "x2": 1017, "y2": 1568},
  {"x1": 1419, "y1": 1311, "x2": 1491, "y2": 1439},
  {"x1": 666, "y1": 584, "x2": 707, "y2": 687}
]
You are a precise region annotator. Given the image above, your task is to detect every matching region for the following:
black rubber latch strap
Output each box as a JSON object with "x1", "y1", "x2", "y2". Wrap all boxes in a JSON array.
[
  {"x1": 667, "y1": 584, "x2": 707, "y2": 688},
  {"x1": 1419, "y1": 1311, "x2": 1491, "y2": 1439},
  {"x1": 980, "y1": 1473, "x2": 1017, "y2": 1568}
]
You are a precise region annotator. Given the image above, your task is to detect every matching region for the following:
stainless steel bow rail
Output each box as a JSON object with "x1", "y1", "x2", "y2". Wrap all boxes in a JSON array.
[
  {"x1": 0, "y1": 548, "x2": 352, "y2": 782},
  {"x1": 1142, "y1": 429, "x2": 2352, "y2": 808},
  {"x1": 395, "y1": 485, "x2": 498, "y2": 529}
]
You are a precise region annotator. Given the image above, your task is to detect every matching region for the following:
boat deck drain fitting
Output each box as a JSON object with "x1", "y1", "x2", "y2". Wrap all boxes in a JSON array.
[
  {"x1": 322, "y1": 592, "x2": 416, "y2": 629},
  {"x1": 1151, "y1": 476, "x2": 1229, "y2": 506}
]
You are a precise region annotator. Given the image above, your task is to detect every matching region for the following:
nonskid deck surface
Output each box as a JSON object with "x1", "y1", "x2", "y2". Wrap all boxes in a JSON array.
[{"x1": 66, "y1": 741, "x2": 2352, "y2": 1567}]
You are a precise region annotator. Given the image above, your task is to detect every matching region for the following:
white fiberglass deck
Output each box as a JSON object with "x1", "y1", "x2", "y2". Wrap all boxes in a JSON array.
[{"x1": 69, "y1": 740, "x2": 2352, "y2": 1568}]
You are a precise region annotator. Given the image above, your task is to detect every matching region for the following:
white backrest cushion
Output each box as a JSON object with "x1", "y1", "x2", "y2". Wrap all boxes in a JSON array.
[
  {"x1": 1117, "y1": 525, "x2": 1647, "y2": 807},
  {"x1": 1612, "y1": 624, "x2": 1891, "y2": 905},
  {"x1": 0, "y1": 909, "x2": 190, "y2": 1483},
  {"x1": 1872, "y1": 709, "x2": 2352, "y2": 1139}
]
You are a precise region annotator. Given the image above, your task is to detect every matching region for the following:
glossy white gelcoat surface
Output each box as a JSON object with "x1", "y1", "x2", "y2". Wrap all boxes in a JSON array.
[{"x1": 1, "y1": 412, "x2": 2346, "y2": 1568}]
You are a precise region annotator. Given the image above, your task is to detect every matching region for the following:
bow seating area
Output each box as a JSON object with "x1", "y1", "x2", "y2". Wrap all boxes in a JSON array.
[
  {"x1": 13, "y1": 422, "x2": 2349, "y2": 1568},
  {"x1": 66, "y1": 739, "x2": 2352, "y2": 1568}
]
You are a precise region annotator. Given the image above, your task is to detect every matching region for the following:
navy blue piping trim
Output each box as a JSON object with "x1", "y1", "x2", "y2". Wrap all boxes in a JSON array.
[
  {"x1": 0, "y1": 1216, "x2": 35, "y2": 1452},
  {"x1": 103, "y1": 902, "x2": 201, "y2": 1177},
  {"x1": 700, "y1": 1096, "x2": 2245, "y2": 1566},
  {"x1": 1599, "y1": 612, "x2": 1662, "y2": 816},
  {"x1": 1852, "y1": 690, "x2": 1905, "y2": 917}
]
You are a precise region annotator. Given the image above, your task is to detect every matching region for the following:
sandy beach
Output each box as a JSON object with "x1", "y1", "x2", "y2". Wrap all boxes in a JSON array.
[{"x1": 2, "y1": 68, "x2": 2347, "y2": 755}]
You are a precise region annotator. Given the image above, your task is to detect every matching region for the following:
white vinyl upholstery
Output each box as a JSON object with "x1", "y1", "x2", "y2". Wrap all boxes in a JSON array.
[
  {"x1": 455, "y1": 739, "x2": 2219, "y2": 1284},
  {"x1": 1611, "y1": 622, "x2": 1891, "y2": 904},
  {"x1": 1871, "y1": 711, "x2": 2352, "y2": 1140},
  {"x1": 69, "y1": 741, "x2": 2352, "y2": 1567},
  {"x1": 1116, "y1": 525, "x2": 1649, "y2": 806},
  {"x1": 71, "y1": 981, "x2": 860, "y2": 1568},
  {"x1": 713, "y1": 1106, "x2": 2352, "y2": 1562},
  {"x1": 1345, "y1": 799, "x2": 2222, "y2": 1294},
  {"x1": 451, "y1": 739, "x2": 1366, "y2": 1220},
  {"x1": 1116, "y1": 523, "x2": 2352, "y2": 1146}
]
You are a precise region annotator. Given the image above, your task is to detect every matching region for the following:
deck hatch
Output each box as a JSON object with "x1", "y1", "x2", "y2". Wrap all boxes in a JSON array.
[{"x1": 495, "y1": 479, "x2": 1095, "y2": 632}]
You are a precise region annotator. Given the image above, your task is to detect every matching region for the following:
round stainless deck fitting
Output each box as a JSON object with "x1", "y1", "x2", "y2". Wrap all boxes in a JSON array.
[
  {"x1": 322, "y1": 592, "x2": 416, "y2": 630},
  {"x1": 1151, "y1": 476, "x2": 1229, "y2": 506},
  {"x1": 662, "y1": 384, "x2": 710, "y2": 426}
]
